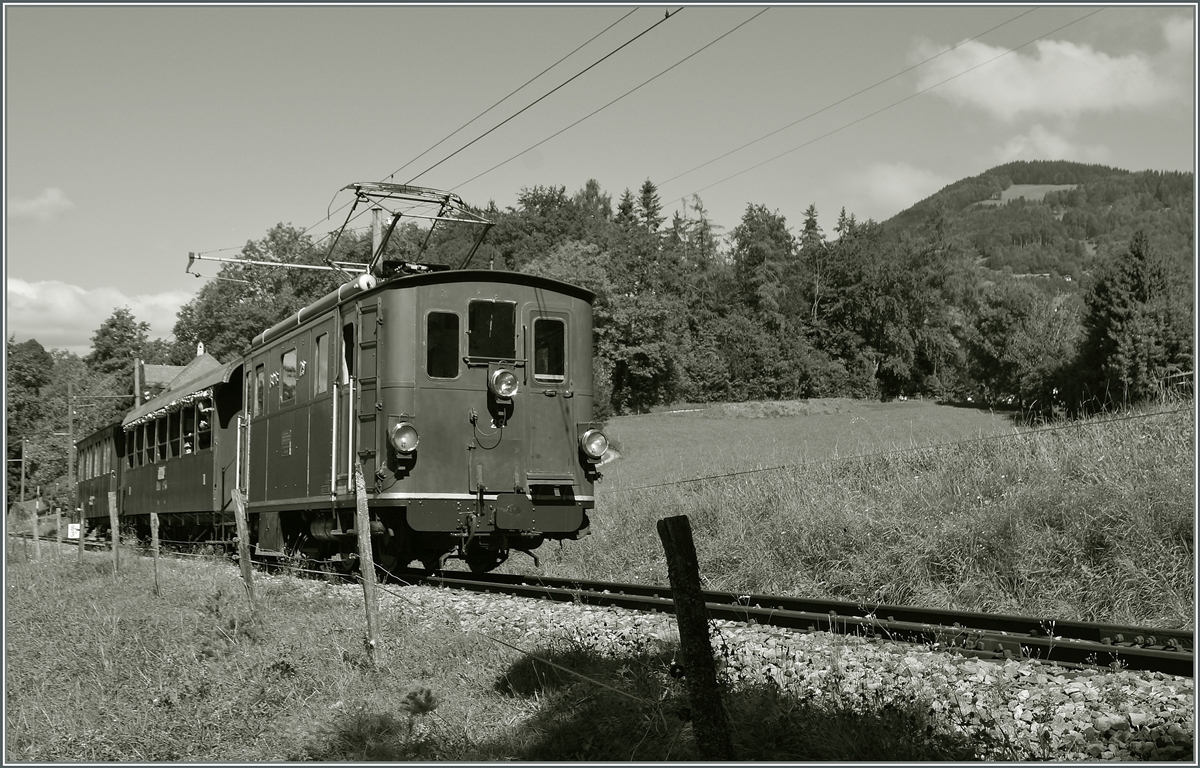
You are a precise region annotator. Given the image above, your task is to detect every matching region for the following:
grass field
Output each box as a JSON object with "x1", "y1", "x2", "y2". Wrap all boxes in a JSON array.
[
  {"x1": 598, "y1": 398, "x2": 1020, "y2": 491},
  {"x1": 531, "y1": 397, "x2": 1194, "y2": 628}
]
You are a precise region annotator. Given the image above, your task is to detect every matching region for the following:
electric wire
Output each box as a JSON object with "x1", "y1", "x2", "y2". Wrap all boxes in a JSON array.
[
  {"x1": 452, "y1": 7, "x2": 769, "y2": 192},
  {"x1": 667, "y1": 8, "x2": 1104, "y2": 208},
  {"x1": 405, "y1": 6, "x2": 684, "y2": 186},
  {"x1": 602, "y1": 405, "x2": 1190, "y2": 495},
  {"x1": 380, "y1": 6, "x2": 639, "y2": 184},
  {"x1": 658, "y1": 7, "x2": 1040, "y2": 188}
]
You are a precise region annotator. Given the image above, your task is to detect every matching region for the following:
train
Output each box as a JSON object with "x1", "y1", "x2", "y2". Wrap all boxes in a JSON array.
[{"x1": 73, "y1": 183, "x2": 608, "y2": 574}]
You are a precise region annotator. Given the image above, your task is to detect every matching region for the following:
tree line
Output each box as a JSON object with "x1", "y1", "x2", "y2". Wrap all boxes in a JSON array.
[{"x1": 7, "y1": 162, "x2": 1193, "y2": 510}]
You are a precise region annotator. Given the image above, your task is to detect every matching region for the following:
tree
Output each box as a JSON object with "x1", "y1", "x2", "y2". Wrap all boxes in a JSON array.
[
  {"x1": 1076, "y1": 230, "x2": 1193, "y2": 408},
  {"x1": 729, "y1": 204, "x2": 794, "y2": 331},
  {"x1": 615, "y1": 188, "x2": 637, "y2": 228},
  {"x1": 798, "y1": 204, "x2": 827, "y2": 325},
  {"x1": 635, "y1": 179, "x2": 665, "y2": 233},
  {"x1": 968, "y1": 280, "x2": 1081, "y2": 412},
  {"x1": 85, "y1": 307, "x2": 149, "y2": 377}
]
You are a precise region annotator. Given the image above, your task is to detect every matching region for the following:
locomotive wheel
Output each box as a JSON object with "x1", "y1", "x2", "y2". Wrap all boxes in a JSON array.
[
  {"x1": 371, "y1": 533, "x2": 404, "y2": 581},
  {"x1": 464, "y1": 539, "x2": 508, "y2": 574}
]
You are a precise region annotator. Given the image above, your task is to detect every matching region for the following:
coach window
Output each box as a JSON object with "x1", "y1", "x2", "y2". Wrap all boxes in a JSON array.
[
  {"x1": 533, "y1": 318, "x2": 566, "y2": 383},
  {"x1": 126, "y1": 434, "x2": 134, "y2": 469},
  {"x1": 169, "y1": 411, "x2": 181, "y2": 457},
  {"x1": 281, "y1": 348, "x2": 297, "y2": 403},
  {"x1": 427, "y1": 312, "x2": 459, "y2": 379},
  {"x1": 135, "y1": 427, "x2": 144, "y2": 468},
  {"x1": 314, "y1": 333, "x2": 329, "y2": 395},
  {"x1": 254, "y1": 364, "x2": 265, "y2": 417},
  {"x1": 198, "y1": 399, "x2": 213, "y2": 451},
  {"x1": 468, "y1": 300, "x2": 516, "y2": 359},
  {"x1": 183, "y1": 406, "x2": 196, "y2": 455},
  {"x1": 156, "y1": 420, "x2": 168, "y2": 460}
]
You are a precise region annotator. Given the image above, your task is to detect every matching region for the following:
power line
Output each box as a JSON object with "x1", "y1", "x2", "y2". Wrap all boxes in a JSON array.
[
  {"x1": 666, "y1": 8, "x2": 1105, "y2": 209},
  {"x1": 381, "y1": 7, "x2": 639, "y2": 184},
  {"x1": 659, "y1": 7, "x2": 1040, "y2": 188},
  {"x1": 601, "y1": 405, "x2": 1191, "y2": 495},
  {"x1": 452, "y1": 7, "x2": 769, "y2": 192},
  {"x1": 406, "y1": 7, "x2": 685, "y2": 186},
  {"x1": 294, "y1": 8, "x2": 656, "y2": 244}
]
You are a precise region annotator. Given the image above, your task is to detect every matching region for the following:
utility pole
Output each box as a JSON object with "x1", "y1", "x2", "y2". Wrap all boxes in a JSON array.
[
  {"x1": 19, "y1": 438, "x2": 27, "y2": 560},
  {"x1": 70, "y1": 382, "x2": 81, "y2": 565}
]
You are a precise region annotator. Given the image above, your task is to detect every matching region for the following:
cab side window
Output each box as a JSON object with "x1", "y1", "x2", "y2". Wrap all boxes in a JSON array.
[
  {"x1": 314, "y1": 333, "x2": 329, "y2": 394},
  {"x1": 427, "y1": 312, "x2": 460, "y2": 379},
  {"x1": 253, "y1": 364, "x2": 265, "y2": 417}
]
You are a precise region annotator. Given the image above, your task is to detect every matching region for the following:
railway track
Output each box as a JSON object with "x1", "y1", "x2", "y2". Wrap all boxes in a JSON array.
[
  {"x1": 407, "y1": 570, "x2": 1195, "y2": 678},
  {"x1": 16, "y1": 533, "x2": 1192, "y2": 677}
]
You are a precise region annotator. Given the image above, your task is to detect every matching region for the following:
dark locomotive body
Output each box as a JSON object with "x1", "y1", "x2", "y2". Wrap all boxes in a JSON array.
[{"x1": 76, "y1": 268, "x2": 603, "y2": 573}]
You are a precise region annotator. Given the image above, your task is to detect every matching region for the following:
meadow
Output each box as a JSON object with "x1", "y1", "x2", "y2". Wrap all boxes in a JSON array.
[
  {"x1": 6, "y1": 396, "x2": 1194, "y2": 761},
  {"x1": 531, "y1": 397, "x2": 1194, "y2": 628}
]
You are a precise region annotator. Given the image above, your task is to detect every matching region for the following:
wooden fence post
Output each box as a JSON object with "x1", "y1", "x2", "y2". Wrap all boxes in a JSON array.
[
  {"x1": 108, "y1": 491, "x2": 120, "y2": 573},
  {"x1": 29, "y1": 499, "x2": 41, "y2": 562},
  {"x1": 230, "y1": 489, "x2": 256, "y2": 607},
  {"x1": 354, "y1": 457, "x2": 381, "y2": 666},
  {"x1": 150, "y1": 511, "x2": 161, "y2": 597},
  {"x1": 656, "y1": 515, "x2": 735, "y2": 761},
  {"x1": 54, "y1": 509, "x2": 61, "y2": 562}
]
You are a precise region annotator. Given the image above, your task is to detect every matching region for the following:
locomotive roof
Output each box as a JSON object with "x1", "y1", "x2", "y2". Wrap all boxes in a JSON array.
[
  {"x1": 380, "y1": 269, "x2": 596, "y2": 303},
  {"x1": 122, "y1": 355, "x2": 240, "y2": 429}
]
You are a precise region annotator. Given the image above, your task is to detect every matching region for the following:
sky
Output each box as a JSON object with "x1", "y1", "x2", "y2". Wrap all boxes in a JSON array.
[{"x1": 5, "y1": 4, "x2": 1195, "y2": 356}]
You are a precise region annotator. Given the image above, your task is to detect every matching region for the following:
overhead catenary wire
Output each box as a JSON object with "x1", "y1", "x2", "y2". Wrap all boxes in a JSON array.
[
  {"x1": 658, "y1": 6, "x2": 1040, "y2": 188},
  {"x1": 381, "y1": 6, "x2": 640, "y2": 185},
  {"x1": 290, "y1": 8, "x2": 645, "y2": 242},
  {"x1": 406, "y1": 6, "x2": 685, "y2": 186},
  {"x1": 667, "y1": 7, "x2": 1105, "y2": 208},
  {"x1": 451, "y1": 7, "x2": 769, "y2": 192},
  {"x1": 601, "y1": 405, "x2": 1191, "y2": 496}
]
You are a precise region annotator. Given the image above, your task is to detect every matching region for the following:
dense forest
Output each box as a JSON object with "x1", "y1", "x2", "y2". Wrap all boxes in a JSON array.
[{"x1": 7, "y1": 160, "x2": 1194, "y2": 509}]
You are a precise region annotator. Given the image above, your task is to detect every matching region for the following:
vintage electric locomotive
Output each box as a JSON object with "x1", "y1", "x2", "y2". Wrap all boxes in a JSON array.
[{"x1": 74, "y1": 184, "x2": 608, "y2": 573}]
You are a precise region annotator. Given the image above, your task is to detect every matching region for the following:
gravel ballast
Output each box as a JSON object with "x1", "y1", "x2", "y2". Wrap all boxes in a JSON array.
[{"x1": 343, "y1": 579, "x2": 1194, "y2": 762}]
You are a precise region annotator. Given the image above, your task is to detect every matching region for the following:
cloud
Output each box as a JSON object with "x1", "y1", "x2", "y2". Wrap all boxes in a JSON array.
[
  {"x1": 6, "y1": 188, "x2": 75, "y2": 222},
  {"x1": 913, "y1": 37, "x2": 1177, "y2": 120},
  {"x1": 843, "y1": 162, "x2": 952, "y2": 222},
  {"x1": 1162, "y1": 14, "x2": 1193, "y2": 55},
  {"x1": 5, "y1": 278, "x2": 195, "y2": 356},
  {"x1": 992, "y1": 125, "x2": 1112, "y2": 165}
]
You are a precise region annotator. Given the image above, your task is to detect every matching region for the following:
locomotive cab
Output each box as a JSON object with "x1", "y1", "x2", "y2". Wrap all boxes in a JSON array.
[{"x1": 242, "y1": 269, "x2": 604, "y2": 574}]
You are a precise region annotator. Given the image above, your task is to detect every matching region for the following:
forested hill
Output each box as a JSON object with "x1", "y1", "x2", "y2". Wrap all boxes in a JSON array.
[{"x1": 882, "y1": 160, "x2": 1193, "y2": 286}]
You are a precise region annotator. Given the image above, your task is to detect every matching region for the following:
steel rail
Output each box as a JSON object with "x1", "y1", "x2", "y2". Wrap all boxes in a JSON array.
[{"x1": 416, "y1": 570, "x2": 1194, "y2": 678}]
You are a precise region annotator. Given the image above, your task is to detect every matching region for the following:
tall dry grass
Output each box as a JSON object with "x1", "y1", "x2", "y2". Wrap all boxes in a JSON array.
[{"x1": 539, "y1": 400, "x2": 1194, "y2": 627}]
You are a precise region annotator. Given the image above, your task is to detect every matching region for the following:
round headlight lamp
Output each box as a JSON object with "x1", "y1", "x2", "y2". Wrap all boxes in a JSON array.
[
  {"x1": 488, "y1": 368, "x2": 519, "y2": 399},
  {"x1": 388, "y1": 422, "x2": 419, "y2": 454},
  {"x1": 580, "y1": 429, "x2": 609, "y2": 460}
]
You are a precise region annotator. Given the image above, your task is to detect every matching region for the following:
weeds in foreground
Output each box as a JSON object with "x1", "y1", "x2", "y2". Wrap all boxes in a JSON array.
[{"x1": 5, "y1": 553, "x2": 1024, "y2": 762}]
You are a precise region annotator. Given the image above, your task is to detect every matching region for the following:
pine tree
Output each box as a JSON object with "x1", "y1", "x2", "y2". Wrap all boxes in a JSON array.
[
  {"x1": 1077, "y1": 230, "x2": 1192, "y2": 407},
  {"x1": 635, "y1": 179, "x2": 664, "y2": 233}
]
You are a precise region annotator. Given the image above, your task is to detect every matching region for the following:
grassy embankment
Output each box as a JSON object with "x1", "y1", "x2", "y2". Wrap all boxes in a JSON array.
[
  {"x1": 5, "y1": 397, "x2": 1193, "y2": 761},
  {"x1": 534, "y1": 397, "x2": 1194, "y2": 628}
]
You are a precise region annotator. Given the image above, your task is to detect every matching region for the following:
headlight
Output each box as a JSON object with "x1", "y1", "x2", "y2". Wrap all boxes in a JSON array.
[
  {"x1": 489, "y1": 368, "x2": 519, "y2": 399},
  {"x1": 580, "y1": 429, "x2": 608, "y2": 460},
  {"x1": 389, "y1": 422, "x2": 419, "y2": 453}
]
